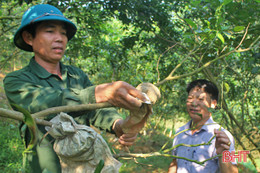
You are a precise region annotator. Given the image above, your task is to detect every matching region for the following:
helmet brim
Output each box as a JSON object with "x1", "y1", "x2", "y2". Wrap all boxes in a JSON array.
[{"x1": 14, "y1": 10, "x2": 77, "y2": 52}]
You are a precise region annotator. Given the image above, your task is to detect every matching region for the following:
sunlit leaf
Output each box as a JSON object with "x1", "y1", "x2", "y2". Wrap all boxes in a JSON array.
[
  {"x1": 233, "y1": 26, "x2": 244, "y2": 32},
  {"x1": 223, "y1": 31, "x2": 232, "y2": 39},
  {"x1": 224, "y1": 82, "x2": 230, "y2": 93},
  {"x1": 217, "y1": 32, "x2": 225, "y2": 44}
]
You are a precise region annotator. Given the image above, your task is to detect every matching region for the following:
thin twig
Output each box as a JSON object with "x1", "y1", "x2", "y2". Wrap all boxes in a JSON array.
[
  {"x1": 114, "y1": 152, "x2": 222, "y2": 166},
  {"x1": 155, "y1": 46, "x2": 256, "y2": 87},
  {"x1": 156, "y1": 43, "x2": 178, "y2": 83},
  {"x1": 235, "y1": 23, "x2": 250, "y2": 49}
]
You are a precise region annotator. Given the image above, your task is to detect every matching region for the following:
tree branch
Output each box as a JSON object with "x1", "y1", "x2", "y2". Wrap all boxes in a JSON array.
[
  {"x1": 0, "y1": 16, "x2": 21, "y2": 20},
  {"x1": 155, "y1": 35, "x2": 259, "y2": 87},
  {"x1": 114, "y1": 152, "x2": 222, "y2": 166},
  {"x1": 0, "y1": 108, "x2": 52, "y2": 126},
  {"x1": 32, "y1": 102, "x2": 113, "y2": 119},
  {"x1": 0, "y1": 102, "x2": 113, "y2": 126},
  {"x1": 235, "y1": 23, "x2": 250, "y2": 49}
]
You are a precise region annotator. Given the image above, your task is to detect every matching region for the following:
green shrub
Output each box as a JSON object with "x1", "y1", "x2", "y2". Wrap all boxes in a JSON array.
[{"x1": 0, "y1": 120, "x2": 24, "y2": 172}]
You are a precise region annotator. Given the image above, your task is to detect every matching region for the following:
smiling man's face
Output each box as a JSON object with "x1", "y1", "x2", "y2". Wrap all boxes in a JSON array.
[{"x1": 186, "y1": 86, "x2": 216, "y2": 124}]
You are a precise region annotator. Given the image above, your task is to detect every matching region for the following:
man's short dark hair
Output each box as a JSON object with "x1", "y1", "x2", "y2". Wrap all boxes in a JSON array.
[
  {"x1": 23, "y1": 22, "x2": 41, "y2": 38},
  {"x1": 186, "y1": 79, "x2": 219, "y2": 102}
]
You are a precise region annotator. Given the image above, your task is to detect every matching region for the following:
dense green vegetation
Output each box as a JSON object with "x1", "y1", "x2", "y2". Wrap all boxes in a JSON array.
[
  {"x1": 0, "y1": 120, "x2": 24, "y2": 172},
  {"x1": 0, "y1": 0, "x2": 259, "y2": 172}
]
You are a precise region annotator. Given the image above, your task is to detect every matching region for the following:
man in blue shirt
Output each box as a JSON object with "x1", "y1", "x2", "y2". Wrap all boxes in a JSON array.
[{"x1": 168, "y1": 79, "x2": 238, "y2": 173}]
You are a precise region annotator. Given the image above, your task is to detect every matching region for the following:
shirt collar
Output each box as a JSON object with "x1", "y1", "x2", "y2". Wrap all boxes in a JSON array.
[
  {"x1": 201, "y1": 116, "x2": 215, "y2": 131},
  {"x1": 29, "y1": 57, "x2": 68, "y2": 79},
  {"x1": 185, "y1": 116, "x2": 215, "y2": 134}
]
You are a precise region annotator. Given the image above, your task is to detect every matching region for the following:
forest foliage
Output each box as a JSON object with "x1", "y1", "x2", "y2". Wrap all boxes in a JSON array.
[{"x1": 0, "y1": 0, "x2": 259, "y2": 172}]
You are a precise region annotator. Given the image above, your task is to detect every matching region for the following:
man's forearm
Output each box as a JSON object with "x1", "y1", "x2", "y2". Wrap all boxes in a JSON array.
[
  {"x1": 219, "y1": 157, "x2": 238, "y2": 173},
  {"x1": 168, "y1": 159, "x2": 177, "y2": 173}
]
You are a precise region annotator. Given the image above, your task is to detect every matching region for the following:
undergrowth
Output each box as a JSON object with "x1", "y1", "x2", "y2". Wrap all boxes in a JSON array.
[{"x1": 0, "y1": 119, "x2": 24, "y2": 172}]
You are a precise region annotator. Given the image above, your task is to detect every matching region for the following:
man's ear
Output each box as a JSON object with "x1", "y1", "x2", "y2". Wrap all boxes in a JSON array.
[
  {"x1": 22, "y1": 31, "x2": 33, "y2": 46},
  {"x1": 211, "y1": 100, "x2": 217, "y2": 109}
]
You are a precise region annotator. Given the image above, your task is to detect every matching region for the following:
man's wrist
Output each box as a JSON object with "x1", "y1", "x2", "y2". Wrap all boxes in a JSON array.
[
  {"x1": 95, "y1": 83, "x2": 111, "y2": 103},
  {"x1": 112, "y1": 119, "x2": 124, "y2": 137}
]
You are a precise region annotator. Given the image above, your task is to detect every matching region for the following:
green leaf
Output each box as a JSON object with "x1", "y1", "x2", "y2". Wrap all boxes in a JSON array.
[
  {"x1": 195, "y1": 113, "x2": 203, "y2": 118},
  {"x1": 224, "y1": 82, "x2": 230, "y2": 93},
  {"x1": 94, "y1": 159, "x2": 104, "y2": 173},
  {"x1": 223, "y1": 0, "x2": 232, "y2": 6},
  {"x1": 233, "y1": 26, "x2": 245, "y2": 32},
  {"x1": 207, "y1": 108, "x2": 222, "y2": 119},
  {"x1": 207, "y1": 107, "x2": 217, "y2": 114},
  {"x1": 223, "y1": 31, "x2": 232, "y2": 39},
  {"x1": 184, "y1": 19, "x2": 197, "y2": 29},
  {"x1": 217, "y1": 32, "x2": 225, "y2": 44},
  {"x1": 191, "y1": 0, "x2": 201, "y2": 6},
  {"x1": 11, "y1": 104, "x2": 37, "y2": 151}
]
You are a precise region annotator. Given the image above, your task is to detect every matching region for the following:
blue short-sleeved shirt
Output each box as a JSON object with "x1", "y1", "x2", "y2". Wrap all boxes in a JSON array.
[{"x1": 172, "y1": 117, "x2": 236, "y2": 173}]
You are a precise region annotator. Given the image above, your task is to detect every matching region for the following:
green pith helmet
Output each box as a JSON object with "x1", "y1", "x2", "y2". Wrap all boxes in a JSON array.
[{"x1": 14, "y1": 4, "x2": 77, "y2": 52}]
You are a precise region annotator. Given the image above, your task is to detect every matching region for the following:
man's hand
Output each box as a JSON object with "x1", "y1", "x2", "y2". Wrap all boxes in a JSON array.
[
  {"x1": 214, "y1": 129, "x2": 231, "y2": 155},
  {"x1": 112, "y1": 104, "x2": 151, "y2": 146},
  {"x1": 95, "y1": 81, "x2": 147, "y2": 110},
  {"x1": 112, "y1": 119, "x2": 140, "y2": 146},
  {"x1": 105, "y1": 82, "x2": 160, "y2": 146},
  {"x1": 215, "y1": 129, "x2": 239, "y2": 173}
]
